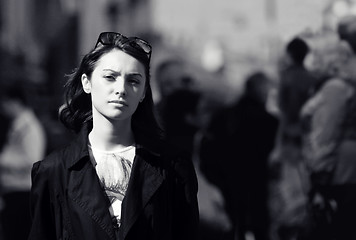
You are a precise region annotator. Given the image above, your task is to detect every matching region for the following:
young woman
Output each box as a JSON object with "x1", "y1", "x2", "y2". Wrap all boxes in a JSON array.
[{"x1": 28, "y1": 32, "x2": 199, "y2": 240}]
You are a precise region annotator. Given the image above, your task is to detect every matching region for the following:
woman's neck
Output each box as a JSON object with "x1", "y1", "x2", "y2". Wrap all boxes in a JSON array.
[{"x1": 89, "y1": 116, "x2": 135, "y2": 152}]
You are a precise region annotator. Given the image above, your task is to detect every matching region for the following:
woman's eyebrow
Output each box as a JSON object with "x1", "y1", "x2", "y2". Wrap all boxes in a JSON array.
[
  {"x1": 127, "y1": 73, "x2": 143, "y2": 78},
  {"x1": 102, "y1": 69, "x2": 119, "y2": 74},
  {"x1": 102, "y1": 69, "x2": 143, "y2": 78}
]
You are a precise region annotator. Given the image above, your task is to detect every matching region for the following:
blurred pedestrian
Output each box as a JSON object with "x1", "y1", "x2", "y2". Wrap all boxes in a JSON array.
[
  {"x1": 300, "y1": 27, "x2": 356, "y2": 240},
  {"x1": 198, "y1": 71, "x2": 278, "y2": 240},
  {"x1": 28, "y1": 31, "x2": 199, "y2": 240},
  {"x1": 158, "y1": 88, "x2": 201, "y2": 160},
  {"x1": 154, "y1": 58, "x2": 189, "y2": 103},
  {"x1": 189, "y1": 94, "x2": 232, "y2": 240},
  {"x1": 0, "y1": 82, "x2": 46, "y2": 240},
  {"x1": 276, "y1": 36, "x2": 317, "y2": 150},
  {"x1": 269, "y1": 36, "x2": 317, "y2": 240},
  {"x1": 154, "y1": 58, "x2": 195, "y2": 125}
]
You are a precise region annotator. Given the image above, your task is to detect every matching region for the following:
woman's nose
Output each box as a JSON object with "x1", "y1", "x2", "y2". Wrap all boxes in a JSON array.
[{"x1": 114, "y1": 79, "x2": 126, "y2": 96}]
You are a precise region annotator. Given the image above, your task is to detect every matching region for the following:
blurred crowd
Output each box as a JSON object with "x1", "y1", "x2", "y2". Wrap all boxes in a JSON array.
[
  {"x1": 1, "y1": 11, "x2": 356, "y2": 240},
  {"x1": 152, "y1": 15, "x2": 356, "y2": 240}
]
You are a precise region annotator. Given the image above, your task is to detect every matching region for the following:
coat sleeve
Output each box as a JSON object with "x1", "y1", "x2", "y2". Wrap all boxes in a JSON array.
[
  {"x1": 171, "y1": 155, "x2": 200, "y2": 240},
  {"x1": 28, "y1": 160, "x2": 57, "y2": 240}
]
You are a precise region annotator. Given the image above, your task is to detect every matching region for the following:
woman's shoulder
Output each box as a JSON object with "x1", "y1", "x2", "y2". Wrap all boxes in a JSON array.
[
  {"x1": 162, "y1": 144, "x2": 198, "y2": 191},
  {"x1": 161, "y1": 143, "x2": 191, "y2": 168},
  {"x1": 33, "y1": 137, "x2": 83, "y2": 175},
  {"x1": 32, "y1": 146, "x2": 69, "y2": 176},
  {"x1": 138, "y1": 140, "x2": 198, "y2": 187}
]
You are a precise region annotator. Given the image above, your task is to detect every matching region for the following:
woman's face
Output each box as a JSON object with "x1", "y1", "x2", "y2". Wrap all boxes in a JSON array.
[{"x1": 82, "y1": 49, "x2": 146, "y2": 123}]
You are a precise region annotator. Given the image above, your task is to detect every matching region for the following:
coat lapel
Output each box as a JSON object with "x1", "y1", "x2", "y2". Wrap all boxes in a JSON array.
[
  {"x1": 64, "y1": 123, "x2": 166, "y2": 240},
  {"x1": 119, "y1": 147, "x2": 165, "y2": 239},
  {"x1": 68, "y1": 158, "x2": 116, "y2": 240},
  {"x1": 64, "y1": 124, "x2": 116, "y2": 240}
]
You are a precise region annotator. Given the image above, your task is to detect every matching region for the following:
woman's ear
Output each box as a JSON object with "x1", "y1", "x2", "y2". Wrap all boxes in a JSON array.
[{"x1": 81, "y1": 74, "x2": 91, "y2": 94}]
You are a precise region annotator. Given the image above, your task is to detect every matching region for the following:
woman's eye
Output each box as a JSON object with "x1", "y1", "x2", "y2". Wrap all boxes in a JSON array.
[
  {"x1": 104, "y1": 75, "x2": 115, "y2": 81},
  {"x1": 128, "y1": 78, "x2": 140, "y2": 85}
]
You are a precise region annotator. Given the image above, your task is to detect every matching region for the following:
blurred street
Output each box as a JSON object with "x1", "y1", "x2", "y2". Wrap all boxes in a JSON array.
[{"x1": 1, "y1": 0, "x2": 356, "y2": 239}]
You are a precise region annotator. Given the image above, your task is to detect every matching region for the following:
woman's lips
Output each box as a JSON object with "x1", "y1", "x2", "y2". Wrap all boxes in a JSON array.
[{"x1": 109, "y1": 100, "x2": 128, "y2": 106}]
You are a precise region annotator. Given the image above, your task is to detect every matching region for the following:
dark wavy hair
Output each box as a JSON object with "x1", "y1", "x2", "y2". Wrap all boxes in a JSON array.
[{"x1": 59, "y1": 34, "x2": 164, "y2": 147}]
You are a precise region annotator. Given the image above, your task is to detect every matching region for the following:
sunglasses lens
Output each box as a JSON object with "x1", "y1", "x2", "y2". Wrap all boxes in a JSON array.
[
  {"x1": 135, "y1": 39, "x2": 152, "y2": 54},
  {"x1": 96, "y1": 32, "x2": 151, "y2": 59},
  {"x1": 97, "y1": 32, "x2": 121, "y2": 46}
]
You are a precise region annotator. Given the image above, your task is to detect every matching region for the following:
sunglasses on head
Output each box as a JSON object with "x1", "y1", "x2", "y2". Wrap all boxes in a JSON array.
[{"x1": 95, "y1": 32, "x2": 152, "y2": 61}]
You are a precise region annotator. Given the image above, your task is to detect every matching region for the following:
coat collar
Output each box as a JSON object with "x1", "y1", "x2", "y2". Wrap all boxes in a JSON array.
[
  {"x1": 65, "y1": 122, "x2": 166, "y2": 240},
  {"x1": 66, "y1": 122, "x2": 91, "y2": 169},
  {"x1": 66, "y1": 122, "x2": 162, "y2": 170}
]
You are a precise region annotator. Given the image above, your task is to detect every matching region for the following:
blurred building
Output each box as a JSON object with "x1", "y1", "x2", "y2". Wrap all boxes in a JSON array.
[
  {"x1": 78, "y1": 0, "x2": 152, "y2": 54},
  {"x1": 0, "y1": 0, "x2": 152, "y2": 115},
  {"x1": 0, "y1": 0, "x2": 355, "y2": 105},
  {"x1": 149, "y1": 0, "x2": 339, "y2": 102}
]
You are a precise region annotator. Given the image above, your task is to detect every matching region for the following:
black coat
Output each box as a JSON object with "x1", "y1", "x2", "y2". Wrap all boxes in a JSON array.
[{"x1": 28, "y1": 124, "x2": 199, "y2": 240}]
